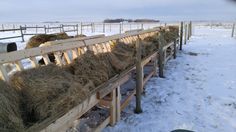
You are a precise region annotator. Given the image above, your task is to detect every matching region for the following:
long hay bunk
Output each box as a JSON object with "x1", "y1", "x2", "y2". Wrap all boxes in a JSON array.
[{"x1": 0, "y1": 25, "x2": 182, "y2": 132}]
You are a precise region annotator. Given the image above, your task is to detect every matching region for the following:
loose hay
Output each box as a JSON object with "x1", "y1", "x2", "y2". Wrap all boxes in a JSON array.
[
  {"x1": 68, "y1": 51, "x2": 117, "y2": 87},
  {"x1": 0, "y1": 80, "x2": 24, "y2": 132},
  {"x1": 26, "y1": 32, "x2": 70, "y2": 49},
  {"x1": 108, "y1": 42, "x2": 136, "y2": 72},
  {"x1": 10, "y1": 64, "x2": 92, "y2": 126}
]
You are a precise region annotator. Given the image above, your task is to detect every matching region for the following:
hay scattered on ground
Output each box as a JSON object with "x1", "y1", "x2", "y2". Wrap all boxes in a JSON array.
[
  {"x1": 10, "y1": 64, "x2": 92, "y2": 126},
  {"x1": 26, "y1": 32, "x2": 70, "y2": 49},
  {"x1": 0, "y1": 80, "x2": 24, "y2": 132}
]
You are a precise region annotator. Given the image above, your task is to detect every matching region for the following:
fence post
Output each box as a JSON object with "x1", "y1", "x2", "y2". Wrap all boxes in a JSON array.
[
  {"x1": 190, "y1": 21, "x2": 192, "y2": 37},
  {"x1": 135, "y1": 36, "x2": 143, "y2": 114},
  {"x1": 174, "y1": 39, "x2": 177, "y2": 59},
  {"x1": 130, "y1": 23, "x2": 132, "y2": 31},
  {"x1": 13, "y1": 24, "x2": 15, "y2": 33},
  {"x1": 141, "y1": 23, "x2": 144, "y2": 30},
  {"x1": 232, "y1": 23, "x2": 235, "y2": 37},
  {"x1": 110, "y1": 23, "x2": 112, "y2": 32},
  {"x1": 24, "y1": 25, "x2": 27, "y2": 33},
  {"x1": 119, "y1": 23, "x2": 122, "y2": 34},
  {"x1": 1, "y1": 24, "x2": 4, "y2": 31},
  {"x1": 20, "y1": 26, "x2": 25, "y2": 42},
  {"x1": 158, "y1": 32, "x2": 165, "y2": 78},
  {"x1": 61, "y1": 24, "x2": 64, "y2": 32},
  {"x1": 36, "y1": 25, "x2": 38, "y2": 33},
  {"x1": 44, "y1": 25, "x2": 47, "y2": 34},
  {"x1": 187, "y1": 22, "x2": 190, "y2": 40},
  {"x1": 184, "y1": 23, "x2": 187, "y2": 44},
  {"x1": 80, "y1": 23, "x2": 83, "y2": 34},
  {"x1": 179, "y1": 21, "x2": 183, "y2": 50},
  {"x1": 92, "y1": 23, "x2": 95, "y2": 33},
  {"x1": 76, "y1": 24, "x2": 79, "y2": 35},
  {"x1": 47, "y1": 25, "x2": 50, "y2": 33},
  {"x1": 103, "y1": 23, "x2": 105, "y2": 33}
]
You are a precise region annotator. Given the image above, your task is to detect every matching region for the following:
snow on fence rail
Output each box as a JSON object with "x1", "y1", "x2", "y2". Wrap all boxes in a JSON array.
[{"x1": 0, "y1": 22, "x2": 192, "y2": 132}]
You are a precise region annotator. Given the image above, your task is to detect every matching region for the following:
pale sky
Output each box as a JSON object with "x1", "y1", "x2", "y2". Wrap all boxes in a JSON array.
[{"x1": 0, "y1": 0, "x2": 236, "y2": 22}]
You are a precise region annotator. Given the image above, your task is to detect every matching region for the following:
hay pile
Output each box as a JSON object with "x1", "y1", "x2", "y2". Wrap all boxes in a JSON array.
[
  {"x1": 26, "y1": 32, "x2": 70, "y2": 49},
  {"x1": 0, "y1": 80, "x2": 24, "y2": 132},
  {"x1": 68, "y1": 51, "x2": 116, "y2": 87},
  {"x1": 108, "y1": 42, "x2": 136, "y2": 72},
  {"x1": 163, "y1": 26, "x2": 179, "y2": 43},
  {"x1": 142, "y1": 33, "x2": 160, "y2": 58},
  {"x1": 10, "y1": 64, "x2": 92, "y2": 126}
]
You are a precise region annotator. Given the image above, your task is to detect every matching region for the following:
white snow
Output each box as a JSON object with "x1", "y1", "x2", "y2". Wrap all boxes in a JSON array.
[{"x1": 104, "y1": 26, "x2": 236, "y2": 132}]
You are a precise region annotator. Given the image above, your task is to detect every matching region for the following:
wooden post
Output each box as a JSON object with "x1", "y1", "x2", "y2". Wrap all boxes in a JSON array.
[
  {"x1": 92, "y1": 23, "x2": 95, "y2": 33},
  {"x1": 13, "y1": 24, "x2": 15, "y2": 33},
  {"x1": 44, "y1": 25, "x2": 47, "y2": 34},
  {"x1": 179, "y1": 22, "x2": 183, "y2": 50},
  {"x1": 141, "y1": 23, "x2": 144, "y2": 30},
  {"x1": 1, "y1": 24, "x2": 4, "y2": 31},
  {"x1": 47, "y1": 25, "x2": 50, "y2": 33},
  {"x1": 187, "y1": 22, "x2": 190, "y2": 40},
  {"x1": 232, "y1": 23, "x2": 235, "y2": 37},
  {"x1": 184, "y1": 24, "x2": 187, "y2": 44},
  {"x1": 103, "y1": 23, "x2": 105, "y2": 33},
  {"x1": 61, "y1": 24, "x2": 64, "y2": 32},
  {"x1": 24, "y1": 25, "x2": 27, "y2": 33},
  {"x1": 80, "y1": 22, "x2": 83, "y2": 34},
  {"x1": 116, "y1": 86, "x2": 121, "y2": 122},
  {"x1": 190, "y1": 21, "x2": 192, "y2": 37},
  {"x1": 135, "y1": 36, "x2": 143, "y2": 114},
  {"x1": 119, "y1": 23, "x2": 122, "y2": 34},
  {"x1": 130, "y1": 23, "x2": 132, "y2": 31},
  {"x1": 76, "y1": 24, "x2": 79, "y2": 35},
  {"x1": 158, "y1": 32, "x2": 165, "y2": 78},
  {"x1": 110, "y1": 89, "x2": 116, "y2": 126},
  {"x1": 109, "y1": 23, "x2": 111, "y2": 32},
  {"x1": 153, "y1": 57, "x2": 158, "y2": 77},
  {"x1": 36, "y1": 25, "x2": 38, "y2": 33},
  {"x1": 173, "y1": 39, "x2": 177, "y2": 59},
  {"x1": 20, "y1": 26, "x2": 25, "y2": 42}
]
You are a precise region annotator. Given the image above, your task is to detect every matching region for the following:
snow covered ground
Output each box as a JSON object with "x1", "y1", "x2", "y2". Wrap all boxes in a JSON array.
[{"x1": 104, "y1": 26, "x2": 236, "y2": 132}]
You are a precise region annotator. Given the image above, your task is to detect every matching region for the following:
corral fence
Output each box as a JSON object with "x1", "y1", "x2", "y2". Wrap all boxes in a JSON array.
[{"x1": 0, "y1": 22, "x2": 171, "y2": 42}]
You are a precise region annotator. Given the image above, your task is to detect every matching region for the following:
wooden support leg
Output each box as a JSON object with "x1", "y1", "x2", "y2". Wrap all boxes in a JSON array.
[
  {"x1": 109, "y1": 89, "x2": 116, "y2": 126},
  {"x1": 116, "y1": 86, "x2": 121, "y2": 122},
  {"x1": 135, "y1": 36, "x2": 143, "y2": 114},
  {"x1": 158, "y1": 33, "x2": 165, "y2": 78},
  {"x1": 153, "y1": 58, "x2": 158, "y2": 77},
  {"x1": 179, "y1": 22, "x2": 183, "y2": 50},
  {"x1": 173, "y1": 40, "x2": 177, "y2": 59}
]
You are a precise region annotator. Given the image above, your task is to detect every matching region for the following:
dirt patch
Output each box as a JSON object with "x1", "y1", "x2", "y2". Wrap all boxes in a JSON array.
[{"x1": 0, "y1": 80, "x2": 24, "y2": 132}]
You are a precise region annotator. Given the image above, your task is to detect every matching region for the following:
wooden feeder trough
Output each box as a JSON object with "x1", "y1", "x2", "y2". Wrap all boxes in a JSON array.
[{"x1": 0, "y1": 26, "x2": 180, "y2": 132}]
